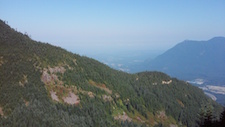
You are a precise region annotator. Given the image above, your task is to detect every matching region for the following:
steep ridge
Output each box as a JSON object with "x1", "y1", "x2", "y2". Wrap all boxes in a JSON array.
[{"x1": 0, "y1": 20, "x2": 223, "y2": 127}]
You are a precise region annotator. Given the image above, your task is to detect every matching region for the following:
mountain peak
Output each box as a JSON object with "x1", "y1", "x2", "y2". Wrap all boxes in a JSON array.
[{"x1": 209, "y1": 36, "x2": 225, "y2": 42}]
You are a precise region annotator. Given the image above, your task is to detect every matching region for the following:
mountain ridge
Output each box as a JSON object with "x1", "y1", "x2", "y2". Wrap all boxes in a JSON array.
[
  {"x1": 0, "y1": 19, "x2": 223, "y2": 127},
  {"x1": 145, "y1": 37, "x2": 225, "y2": 81},
  {"x1": 143, "y1": 36, "x2": 225, "y2": 105}
]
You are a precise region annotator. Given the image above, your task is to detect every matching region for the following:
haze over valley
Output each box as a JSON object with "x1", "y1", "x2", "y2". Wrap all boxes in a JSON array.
[{"x1": 1, "y1": 0, "x2": 225, "y2": 126}]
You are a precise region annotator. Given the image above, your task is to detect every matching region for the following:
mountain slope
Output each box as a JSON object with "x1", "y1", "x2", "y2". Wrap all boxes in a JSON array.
[
  {"x1": 145, "y1": 37, "x2": 225, "y2": 83},
  {"x1": 0, "y1": 20, "x2": 223, "y2": 127}
]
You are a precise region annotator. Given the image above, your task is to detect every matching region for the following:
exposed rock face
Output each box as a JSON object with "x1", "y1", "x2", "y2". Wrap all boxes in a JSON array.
[
  {"x1": 63, "y1": 92, "x2": 80, "y2": 105},
  {"x1": 114, "y1": 112, "x2": 132, "y2": 122},
  {"x1": 41, "y1": 66, "x2": 65, "y2": 85},
  {"x1": 41, "y1": 70, "x2": 56, "y2": 84},
  {"x1": 41, "y1": 65, "x2": 81, "y2": 105}
]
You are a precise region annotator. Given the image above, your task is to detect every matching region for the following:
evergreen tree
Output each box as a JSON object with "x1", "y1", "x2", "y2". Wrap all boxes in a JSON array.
[
  {"x1": 219, "y1": 108, "x2": 225, "y2": 127},
  {"x1": 198, "y1": 104, "x2": 215, "y2": 127}
]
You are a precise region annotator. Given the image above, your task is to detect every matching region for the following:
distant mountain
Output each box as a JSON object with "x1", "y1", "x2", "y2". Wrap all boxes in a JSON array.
[
  {"x1": 144, "y1": 37, "x2": 225, "y2": 104},
  {"x1": 146, "y1": 37, "x2": 225, "y2": 83},
  {"x1": 0, "y1": 20, "x2": 223, "y2": 127}
]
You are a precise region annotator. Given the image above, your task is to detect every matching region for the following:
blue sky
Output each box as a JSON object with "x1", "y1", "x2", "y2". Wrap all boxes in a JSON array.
[{"x1": 1, "y1": 0, "x2": 225, "y2": 55}]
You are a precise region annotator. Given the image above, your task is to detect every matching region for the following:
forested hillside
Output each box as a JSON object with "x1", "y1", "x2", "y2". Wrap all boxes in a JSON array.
[{"x1": 0, "y1": 20, "x2": 223, "y2": 127}]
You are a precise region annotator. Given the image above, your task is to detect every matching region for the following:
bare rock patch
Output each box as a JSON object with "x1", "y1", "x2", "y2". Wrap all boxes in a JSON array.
[
  {"x1": 63, "y1": 92, "x2": 80, "y2": 105},
  {"x1": 102, "y1": 95, "x2": 113, "y2": 102},
  {"x1": 114, "y1": 112, "x2": 132, "y2": 122},
  {"x1": 162, "y1": 80, "x2": 172, "y2": 85},
  {"x1": 50, "y1": 90, "x2": 59, "y2": 102}
]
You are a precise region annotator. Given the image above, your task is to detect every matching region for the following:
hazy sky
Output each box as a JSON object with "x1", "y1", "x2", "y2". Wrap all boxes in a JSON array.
[{"x1": 1, "y1": 0, "x2": 225, "y2": 55}]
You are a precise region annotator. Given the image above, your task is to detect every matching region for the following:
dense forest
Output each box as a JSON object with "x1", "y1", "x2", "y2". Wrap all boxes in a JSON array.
[{"x1": 0, "y1": 19, "x2": 224, "y2": 127}]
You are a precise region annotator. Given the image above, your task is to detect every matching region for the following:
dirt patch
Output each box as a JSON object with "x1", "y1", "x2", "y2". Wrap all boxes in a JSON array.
[
  {"x1": 114, "y1": 112, "x2": 132, "y2": 122},
  {"x1": 89, "y1": 80, "x2": 112, "y2": 94},
  {"x1": 63, "y1": 92, "x2": 80, "y2": 105},
  {"x1": 50, "y1": 90, "x2": 59, "y2": 102},
  {"x1": 0, "y1": 107, "x2": 4, "y2": 116}
]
